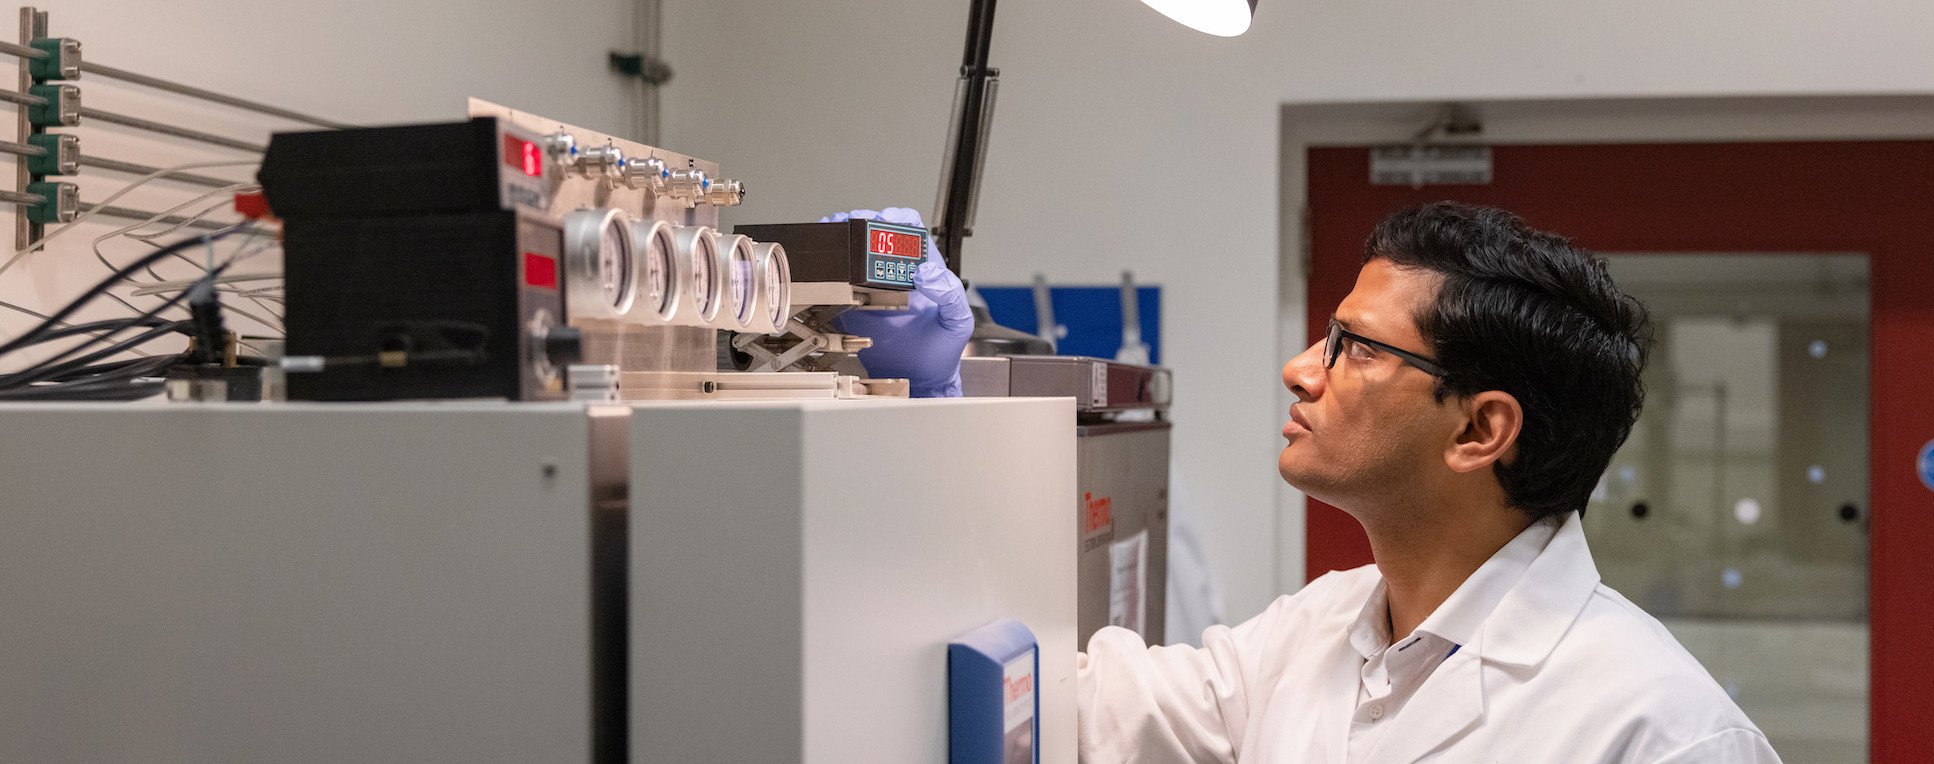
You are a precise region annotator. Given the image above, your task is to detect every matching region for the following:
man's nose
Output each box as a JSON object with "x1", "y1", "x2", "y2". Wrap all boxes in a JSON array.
[{"x1": 1283, "y1": 340, "x2": 1325, "y2": 401}]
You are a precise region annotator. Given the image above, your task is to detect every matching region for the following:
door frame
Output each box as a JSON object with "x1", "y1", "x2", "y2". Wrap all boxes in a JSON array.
[{"x1": 1285, "y1": 97, "x2": 1934, "y2": 761}]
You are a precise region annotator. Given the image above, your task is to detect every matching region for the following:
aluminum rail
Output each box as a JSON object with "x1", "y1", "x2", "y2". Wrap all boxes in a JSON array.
[
  {"x1": 0, "y1": 38, "x2": 350, "y2": 129},
  {"x1": 78, "y1": 107, "x2": 264, "y2": 153},
  {"x1": 81, "y1": 201, "x2": 234, "y2": 232},
  {"x1": 0, "y1": 138, "x2": 237, "y2": 187},
  {"x1": 0, "y1": 85, "x2": 40, "y2": 107},
  {"x1": 77, "y1": 155, "x2": 237, "y2": 188},
  {"x1": 79, "y1": 61, "x2": 354, "y2": 129}
]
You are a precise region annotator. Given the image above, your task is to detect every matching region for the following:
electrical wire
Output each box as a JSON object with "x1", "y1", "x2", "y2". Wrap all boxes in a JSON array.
[
  {"x1": 0, "y1": 223, "x2": 245, "y2": 359},
  {"x1": 0, "y1": 159, "x2": 259, "y2": 279}
]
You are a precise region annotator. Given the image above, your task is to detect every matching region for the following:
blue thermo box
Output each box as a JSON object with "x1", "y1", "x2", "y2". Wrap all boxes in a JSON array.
[{"x1": 949, "y1": 619, "x2": 1040, "y2": 764}]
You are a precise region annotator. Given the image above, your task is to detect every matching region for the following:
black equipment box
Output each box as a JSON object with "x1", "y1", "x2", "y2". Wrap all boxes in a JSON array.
[
  {"x1": 260, "y1": 118, "x2": 576, "y2": 401},
  {"x1": 733, "y1": 219, "x2": 928, "y2": 292}
]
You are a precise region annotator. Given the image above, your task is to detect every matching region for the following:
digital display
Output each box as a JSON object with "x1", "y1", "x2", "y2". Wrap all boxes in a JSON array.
[
  {"x1": 502, "y1": 134, "x2": 543, "y2": 178},
  {"x1": 869, "y1": 227, "x2": 923, "y2": 260}
]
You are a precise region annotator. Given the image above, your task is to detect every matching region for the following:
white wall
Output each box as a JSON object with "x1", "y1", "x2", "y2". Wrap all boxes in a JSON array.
[{"x1": 660, "y1": 0, "x2": 1934, "y2": 625}]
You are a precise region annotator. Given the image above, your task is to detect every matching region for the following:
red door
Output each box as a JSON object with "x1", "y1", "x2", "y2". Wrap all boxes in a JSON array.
[{"x1": 1307, "y1": 141, "x2": 1934, "y2": 761}]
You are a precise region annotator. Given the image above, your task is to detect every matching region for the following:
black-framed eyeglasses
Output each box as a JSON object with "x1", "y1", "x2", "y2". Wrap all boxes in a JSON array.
[{"x1": 1325, "y1": 318, "x2": 1447, "y2": 377}]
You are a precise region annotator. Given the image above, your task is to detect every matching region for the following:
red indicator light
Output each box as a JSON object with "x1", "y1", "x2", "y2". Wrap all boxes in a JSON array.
[
  {"x1": 503, "y1": 134, "x2": 542, "y2": 178},
  {"x1": 524, "y1": 252, "x2": 558, "y2": 289}
]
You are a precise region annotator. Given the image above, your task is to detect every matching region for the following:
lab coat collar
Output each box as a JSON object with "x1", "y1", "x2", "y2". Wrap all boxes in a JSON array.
[
  {"x1": 1356, "y1": 513, "x2": 1594, "y2": 763},
  {"x1": 1477, "y1": 510, "x2": 1599, "y2": 668}
]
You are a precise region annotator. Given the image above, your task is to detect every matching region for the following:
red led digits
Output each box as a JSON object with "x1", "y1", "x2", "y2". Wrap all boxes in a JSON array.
[{"x1": 502, "y1": 134, "x2": 543, "y2": 178}]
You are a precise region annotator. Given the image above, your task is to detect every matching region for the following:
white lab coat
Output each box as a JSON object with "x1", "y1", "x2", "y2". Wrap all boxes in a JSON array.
[{"x1": 1077, "y1": 512, "x2": 1780, "y2": 763}]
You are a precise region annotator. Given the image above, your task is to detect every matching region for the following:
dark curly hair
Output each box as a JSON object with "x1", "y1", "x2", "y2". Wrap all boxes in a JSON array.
[{"x1": 1364, "y1": 202, "x2": 1652, "y2": 520}]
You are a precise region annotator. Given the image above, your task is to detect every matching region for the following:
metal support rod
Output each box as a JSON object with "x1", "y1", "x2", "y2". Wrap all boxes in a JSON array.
[
  {"x1": 78, "y1": 107, "x2": 264, "y2": 153},
  {"x1": 80, "y1": 202, "x2": 233, "y2": 232},
  {"x1": 931, "y1": 0, "x2": 998, "y2": 277},
  {"x1": 0, "y1": 187, "x2": 38, "y2": 205},
  {"x1": 0, "y1": 85, "x2": 41, "y2": 106},
  {"x1": 78, "y1": 155, "x2": 237, "y2": 188},
  {"x1": 16, "y1": 6, "x2": 46, "y2": 252},
  {"x1": 0, "y1": 38, "x2": 42, "y2": 61},
  {"x1": 0, "y1": 136, "x2": 41, "y2": 156},
  {"x1": 78, "y1": 61, "x2": 354, "y2": 130}
]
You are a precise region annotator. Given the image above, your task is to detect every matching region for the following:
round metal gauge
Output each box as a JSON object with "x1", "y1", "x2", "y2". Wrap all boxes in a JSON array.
[
  {"x1": 631, "y1": 220, "x2": 679, "y2": 322},
  {"x1": 750, "y1": 241, "x2": 791, "y2": 334},
  {"x1": 715, "y1": 233, "x2": 757, "y2": 329},
  {"x1": 671, "y1": 225, "x2": 722, "y2": 324},
  {"x1": 562, "y1": 208, "x2": 636, "y2": 321}
]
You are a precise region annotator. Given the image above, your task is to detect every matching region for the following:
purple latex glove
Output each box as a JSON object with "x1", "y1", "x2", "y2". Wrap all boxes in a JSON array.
[{"x1": 819, "y1": 207, "x2": 974, "y2": 397}]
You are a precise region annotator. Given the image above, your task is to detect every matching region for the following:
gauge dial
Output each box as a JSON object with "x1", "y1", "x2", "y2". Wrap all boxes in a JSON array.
[
  {"x1": 691, "y1": 233, "x2": 716, "y2": 320},
  {"x1": 640, "y1": 222, "x2": 676, "y2": 320},
  {"x1": 718, "y1": 234, "x2": 756, "y2": 328},
  {"x1": 599, "y1": 220, "x2": 632, "y2": 310},
  {"x1": 562, "y1": 208, "x2": 635, "y2": 321},
  {"x1": 764, "y1": 255, "x2": 784, "y2": 325}
]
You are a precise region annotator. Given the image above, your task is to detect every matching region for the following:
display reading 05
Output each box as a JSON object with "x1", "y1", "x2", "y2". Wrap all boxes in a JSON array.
[{"x1": 869, "y1": 228, "x2": 924, "y2": 260}]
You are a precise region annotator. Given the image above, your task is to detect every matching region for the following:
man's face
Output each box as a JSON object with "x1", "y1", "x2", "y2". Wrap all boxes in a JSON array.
[{"x1": 1280, "y1": 258, "x2": 1456, "y2": 510}]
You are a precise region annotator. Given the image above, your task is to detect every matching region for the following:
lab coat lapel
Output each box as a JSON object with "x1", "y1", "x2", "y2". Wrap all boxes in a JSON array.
[
  {"x1": 1358, "y1": 646, "x2": 1483, "y2": 764},
  {"x1": 1312, "y1": 639, "x2": 1361, "y2": 763}
]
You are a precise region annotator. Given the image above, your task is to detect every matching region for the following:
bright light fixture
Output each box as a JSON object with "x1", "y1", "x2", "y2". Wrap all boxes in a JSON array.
[{"x1": 1138, "y1": 0, "x2": 1256, "y2": 37}]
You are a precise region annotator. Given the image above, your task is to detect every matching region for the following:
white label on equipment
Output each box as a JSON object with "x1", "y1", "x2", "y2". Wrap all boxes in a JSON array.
[
  {"x1": 1109, "y1": 530, "x2": 1148, "y2": 633},
  {"x1": 1003, "y1": 650, "x2": 1036, "y2": 732},
  {"x1": 1369, "y1": 144, "x2": 1492, "y2": 186},
  {"x1": 1091, "y1": 361, "x2": 1108, "y2": 408}
]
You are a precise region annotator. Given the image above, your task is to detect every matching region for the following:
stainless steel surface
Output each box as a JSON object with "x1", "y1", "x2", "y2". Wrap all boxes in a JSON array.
[
  {"x1": 621, "y1": 155, "x2": 667, "y2": 192},
  {"x1": 81, "y1": 106, "x2": 266, "y2": 153},
  {"x1": 575, "y1": 143, "x2": 625, "y2": 181},
  {"x1": 79, "y1": 59, "x2": 356, "y2": 129},
  {"x1": 0, "y1": 403, "x2": 616, "y2": 762},
  {"x1": 80, "y1": 154, "x2": 234, "y2": 187},
  {"x1": 702, "y1": 176, "x2": 743, "y2": 206},
  {"x1": 960, "y1": 354, "x2": 1011, "y2": 395},
  {"x1": 664, "y1": 167, "x2": 707, "y2": 202},
  {"x1": 1075, "y1": 420, "x2": 1171, "y2": 646},
  {"x1": 963, "y1": 354, "x2": 1171, "y2": 413}
]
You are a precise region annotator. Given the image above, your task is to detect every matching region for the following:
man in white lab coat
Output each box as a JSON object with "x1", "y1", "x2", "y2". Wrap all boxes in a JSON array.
[{"x1": 1077, "y1": 203, "x2": 1780, "y2": 763}]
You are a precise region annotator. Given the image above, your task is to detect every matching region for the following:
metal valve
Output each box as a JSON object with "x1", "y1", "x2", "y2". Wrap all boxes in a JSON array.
[
  {"x1": 575, "y1": 144, "x2": 626, "y2": 182},
  {"x1": 702, "y1": 178, "x2": 744, "y2": 206},
  {"x1": 664, "y1": 167, "x2": 708, "y2": 203},
  {"x1": 543, "y1": 131, "x2": 577, "y2": 171},
  {"x1": 622, "y1": 156, "x2": 668, "y2": 192}
]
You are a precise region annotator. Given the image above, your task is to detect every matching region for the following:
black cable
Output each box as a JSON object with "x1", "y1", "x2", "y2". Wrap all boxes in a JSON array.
[
  {"x1": 0, "y1": 321, "x2": 189, "y2": 389},
  {"x1": 2, "y1": 261, "x2": 232, "y2": 386},
  {"x1": 0, "y1": 354, "x2": 181, "y2": 400},
  {"x1": 0, "y1": 223, "x2": 244, "y2": 360}
]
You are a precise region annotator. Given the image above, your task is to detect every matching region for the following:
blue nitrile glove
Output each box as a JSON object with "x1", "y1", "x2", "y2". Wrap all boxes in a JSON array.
[{"x1": 818, "y1": 207, "x2": 974, "y2": 397}]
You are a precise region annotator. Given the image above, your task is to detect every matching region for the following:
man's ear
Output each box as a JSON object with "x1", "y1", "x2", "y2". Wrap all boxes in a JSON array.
[{"x1": 1446, "y1": 390, "x2": 1522, "y2": 474}]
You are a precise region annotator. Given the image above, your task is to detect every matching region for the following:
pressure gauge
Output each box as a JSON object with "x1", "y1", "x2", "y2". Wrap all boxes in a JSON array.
[
  {"x1": 630, "y1": 219, "x2": 680, "y2": 323},
  {"x1": 562, "y1": 207, "x2": 636, "y2": 322},
  {"x1": 714, "y1": 233, "x2": 757, "y2": 330},
  {"x1": 748, "y1": 241, "x2": 791, "y2": 334},
  {"x1": 670, "y1": 225, "x2": 723, "y2": 326}
]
